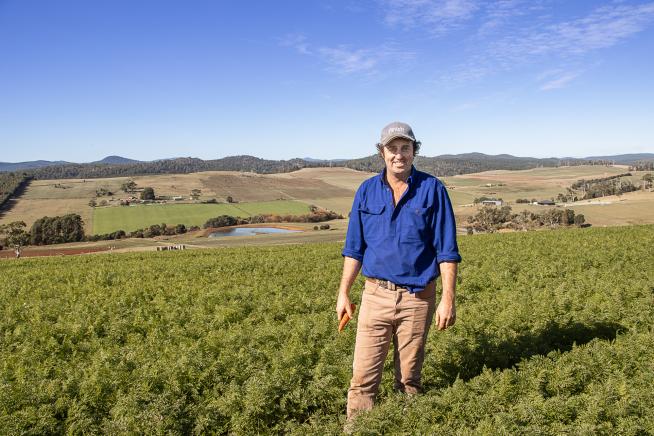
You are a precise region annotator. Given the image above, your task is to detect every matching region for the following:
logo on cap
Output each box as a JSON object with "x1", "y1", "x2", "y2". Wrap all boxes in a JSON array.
[{"x1": 380, "y1": 121, "x2": 416, "y2": 146}]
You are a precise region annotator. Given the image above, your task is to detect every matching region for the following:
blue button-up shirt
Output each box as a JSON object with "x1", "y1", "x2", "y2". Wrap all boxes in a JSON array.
[{"x1": 342, "y1": 165, "x2": 461, "y2": 293}]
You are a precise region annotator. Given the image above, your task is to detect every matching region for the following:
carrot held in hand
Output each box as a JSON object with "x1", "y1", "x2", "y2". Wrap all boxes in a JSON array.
[{"x1": 338, "y1": 303, "x2": 357, "y2": 332}]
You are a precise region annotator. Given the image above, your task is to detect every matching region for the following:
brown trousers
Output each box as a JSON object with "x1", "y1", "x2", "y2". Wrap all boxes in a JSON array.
[{"x1": 347, "y1": 279, "x2": 436, "y2": 419}]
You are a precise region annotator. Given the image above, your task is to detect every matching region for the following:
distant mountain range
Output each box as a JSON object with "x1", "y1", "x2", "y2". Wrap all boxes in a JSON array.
[
  {"x1": 0, "y1": 160, "x2": 71, "y2": 172},
  {"x1": 0, "y1": 155, "x2": 142, "y2": 172},
  {"x1": 92, "y1": 155, "x2": 142, "y2": 165},
  {"x1": 0, "y1": 152, "x2": 652, "y2": 178}
]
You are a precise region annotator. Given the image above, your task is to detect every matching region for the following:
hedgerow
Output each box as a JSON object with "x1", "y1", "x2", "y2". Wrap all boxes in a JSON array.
[{"x1": 0, "y1": 225, "x2": 653, "y2": 434}]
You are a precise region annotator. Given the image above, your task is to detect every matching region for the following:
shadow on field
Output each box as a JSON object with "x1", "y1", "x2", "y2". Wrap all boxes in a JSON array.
[{"x1": 426, "y1": 320, "x2": 625, "y2": 390}]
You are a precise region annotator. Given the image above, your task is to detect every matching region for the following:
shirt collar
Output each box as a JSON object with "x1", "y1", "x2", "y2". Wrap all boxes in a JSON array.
[{"x1": 379, "y1": 165, "x2": 416, "y2": 187}]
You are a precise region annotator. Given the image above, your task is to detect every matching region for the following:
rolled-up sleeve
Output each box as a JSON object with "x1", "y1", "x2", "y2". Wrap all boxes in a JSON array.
[
  {"x1": 432, "y1": 182, "x2": 462, "y2": 263},
  {"x1": 341, "y1": 186, "x2": 366, "y2": 262}
]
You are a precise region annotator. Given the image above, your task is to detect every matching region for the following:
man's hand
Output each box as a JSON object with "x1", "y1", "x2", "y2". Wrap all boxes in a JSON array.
[
  {"x1": 435, "y1": 261, "x2": 458, "y2": 330},
  {"x1": 336, "y1": 257, "x2": 362, "y2": 322},
  {"x1": 435, "y1": 299, "x2": 456, "y2": 330},
  {"x1": 336, "y1": 291, "x2": 354, "y2": 322}
]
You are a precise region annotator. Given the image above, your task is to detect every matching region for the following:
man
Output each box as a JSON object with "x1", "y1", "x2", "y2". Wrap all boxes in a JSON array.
[{"x1": 336, "y1": 121, "x2": 461, "y2": 420}]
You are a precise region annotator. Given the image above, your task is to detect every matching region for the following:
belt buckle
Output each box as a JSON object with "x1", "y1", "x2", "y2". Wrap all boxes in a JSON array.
[
  {"x1": 381, "y1": 279, "x2": 397, "y2": 291},
  {"x1": 370, "y1": 277, "x2": 399, "y2": 291}
]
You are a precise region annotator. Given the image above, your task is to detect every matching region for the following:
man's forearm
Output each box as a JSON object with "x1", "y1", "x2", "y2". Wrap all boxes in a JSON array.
[
  {"x1": 439, "y1": 261, "x2": 457, "y2": 302},
  {"x1": 339, "y1": 256, "x2": 362, "y2": 295}
]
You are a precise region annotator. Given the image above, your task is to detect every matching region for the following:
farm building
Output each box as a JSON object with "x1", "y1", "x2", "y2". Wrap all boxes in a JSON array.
[{"x1": 481, "y1": 200, "x2": 503, "y2": 206}]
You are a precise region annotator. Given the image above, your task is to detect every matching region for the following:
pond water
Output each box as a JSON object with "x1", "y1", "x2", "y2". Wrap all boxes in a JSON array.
[{"x1": 208, "y1": 227, "x2": 302, "y2": 238}]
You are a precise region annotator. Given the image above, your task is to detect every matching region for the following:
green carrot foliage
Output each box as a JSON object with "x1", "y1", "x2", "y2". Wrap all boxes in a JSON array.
[{"x1": 1, "y1": 225, "x2": 653, "y2": 434}]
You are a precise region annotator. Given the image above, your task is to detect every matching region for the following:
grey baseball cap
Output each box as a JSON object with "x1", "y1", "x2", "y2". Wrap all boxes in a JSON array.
[{"x1": 380, "y1": 121, "x2": 416, "y2": 146}]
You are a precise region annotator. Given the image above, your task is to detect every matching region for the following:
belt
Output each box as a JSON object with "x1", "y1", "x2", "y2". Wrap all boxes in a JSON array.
[{"x1": 366, "y1": 277, "x2": 406, "y2": 291}]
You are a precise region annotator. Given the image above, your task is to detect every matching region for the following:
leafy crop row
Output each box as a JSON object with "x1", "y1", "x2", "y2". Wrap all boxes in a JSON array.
[{"x1": 1, "y1": 225, "x2": 653, "y2": 434}]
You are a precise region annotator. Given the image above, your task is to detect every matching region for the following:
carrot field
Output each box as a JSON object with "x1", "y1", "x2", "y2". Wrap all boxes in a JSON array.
[{"x1": 1, "y1": 225, "x2": 653, "y2": 434}]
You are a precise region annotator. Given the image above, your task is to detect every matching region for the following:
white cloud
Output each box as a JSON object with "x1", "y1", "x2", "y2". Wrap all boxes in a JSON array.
[
  {"x1": 317, "y1": 44, "x2": 414, "y2": 75},
  {"x1": 477, "y1": 0, "x2": 546, "y2": 36},
  {"x1": 382, "y1": 0, "x2": 479, "y2": 35},
  {"x1": 451, "y1": 101, "x2": 481, "y2": 111},
  {"x1": 278, "y1": 33, "x2": 312, "y2": 55},
  {"x1": 317, "y1": 46, "x2": 378, "y2": 73},
  {"x1": 538, "y1": 70, "x2": 582, "y2": 91},
  {"x1": 439, "y1": 2, "x2": 654, "y2": 87},
  {"x1": 286, "y1": 1, "x2": 654, "y2": 87},
  {"x1": 489, "y1": 2, "x2": 654, "y2": 62},
  {"x1": 280, "y1": 33, "x2": 415, "y2": 77}
]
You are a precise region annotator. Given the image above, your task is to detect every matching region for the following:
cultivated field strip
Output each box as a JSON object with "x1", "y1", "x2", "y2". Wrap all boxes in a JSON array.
[
  {"x1": 91, "y1": 200, "x2": 311, "y2": 234},
  {"x1": 1, "y1": 225, "x2": 653, "y2": 433}
]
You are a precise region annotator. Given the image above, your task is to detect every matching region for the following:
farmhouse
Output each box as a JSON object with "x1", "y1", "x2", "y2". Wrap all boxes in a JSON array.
[{"x1": 481, "y1": 199, "x2": 503, "y2": 206}]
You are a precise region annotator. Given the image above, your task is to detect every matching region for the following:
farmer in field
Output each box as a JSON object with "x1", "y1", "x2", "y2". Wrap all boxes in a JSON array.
[{"x1": 336, "y1": 121, "x2": 461, "y2": 420}]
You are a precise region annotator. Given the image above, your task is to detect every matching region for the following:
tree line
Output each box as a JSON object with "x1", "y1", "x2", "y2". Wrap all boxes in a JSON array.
[
  {"x1": 203, "y1": 208, "x2": 343, "y2": 229},
  {"x1": 16, "y1": 154, "x2": 612, "y2": 181},
  {"x1": 25, "y1": 156, "x2": 323, "y2": 180},
  {"x1": 0, "y1": 172, "x2": 31, "y2": 208},
  {"x1": 342, "y1": 155, "x2": 613, "y2": 177}
]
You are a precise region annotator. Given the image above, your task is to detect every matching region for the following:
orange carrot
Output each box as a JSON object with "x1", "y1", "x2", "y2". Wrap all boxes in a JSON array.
[{"x1": 338, "y1": 303, "x2": 357, "y2": 332}]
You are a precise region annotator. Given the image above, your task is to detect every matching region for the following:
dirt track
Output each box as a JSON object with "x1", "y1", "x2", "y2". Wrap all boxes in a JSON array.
[{"x1": 0, "y1": 246, "x2": 111, "y2": 259}]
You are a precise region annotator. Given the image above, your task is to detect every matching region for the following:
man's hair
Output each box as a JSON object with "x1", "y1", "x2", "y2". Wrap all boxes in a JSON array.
[{"x1": 376, "y1": 140, "x2": 421, "y2": 158}]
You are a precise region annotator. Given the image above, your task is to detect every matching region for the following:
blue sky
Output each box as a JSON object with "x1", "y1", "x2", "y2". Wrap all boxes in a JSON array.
[{"x1": 1, "y1": 0, "x2": 653, "y2": 162}]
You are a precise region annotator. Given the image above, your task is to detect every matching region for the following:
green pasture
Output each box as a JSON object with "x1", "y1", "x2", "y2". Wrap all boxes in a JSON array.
[
  {"x1": 91, "y1": 200, "x2": 310, "y2": 234},
  {"x1": 1, "y1": 225, "x2": 653, "y2": 433}
]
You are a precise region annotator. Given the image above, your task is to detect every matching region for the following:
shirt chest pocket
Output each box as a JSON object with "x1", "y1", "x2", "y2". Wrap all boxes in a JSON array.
[
  {"x1": 359, "y1": 204, "x2": 386, "y2": 242},
  {"x1": 402, "y1": 206, "x2": 431, "y2": 242}
]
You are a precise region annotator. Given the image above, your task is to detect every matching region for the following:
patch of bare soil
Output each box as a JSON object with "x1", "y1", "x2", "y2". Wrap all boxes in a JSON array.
[{"x1": 0, "y1": 246, "x2": 110, "y2": 259}]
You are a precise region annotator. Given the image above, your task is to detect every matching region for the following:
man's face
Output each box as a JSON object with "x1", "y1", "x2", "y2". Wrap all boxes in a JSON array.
[{"x1": 381, "y1": 137, "x2": 414, "y2": 178}]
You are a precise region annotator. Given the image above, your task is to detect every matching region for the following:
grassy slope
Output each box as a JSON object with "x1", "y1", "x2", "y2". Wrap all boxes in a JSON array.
[
  {"x1": 1, "y1": 225, "x2": 653, "y2": 433},
  {"x1": 92, "y1": 200, "x2": 310, "y2": 234}
]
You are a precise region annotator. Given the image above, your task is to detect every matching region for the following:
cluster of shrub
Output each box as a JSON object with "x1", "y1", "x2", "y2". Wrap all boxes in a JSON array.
[
  {"x1": 473, "y1": 196, "x2": 503, "y2": 204},
  {"x1": 515, "y1": 198, "x2": 538, "y2": 204},
  {"x1": 0, "y1": 214, "x2": 86, "y2": 248},
  {"x1": 556, "y1": 173, "x2": 641, "y2": 202},
  {"x1": 95, "y1": 187, "x2": 113, "y2": 197},
  {"x1": 629, "y1": 161, "x2": 654, "y2": 171},
  {"x1": 467, "y1": 205, "x2": 587, "y2": 233},
  {"x1": 203, "y1": 209, "x2": 342, "y2": 229},
  {"x1": 87, "y1": 223, "x2": 201, "y2": 241}
]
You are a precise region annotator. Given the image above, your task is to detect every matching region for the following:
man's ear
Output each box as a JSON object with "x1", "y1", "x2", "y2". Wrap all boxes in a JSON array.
[{"x1": 377, "y1": 143, "x2": 385, "y2": 159}]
